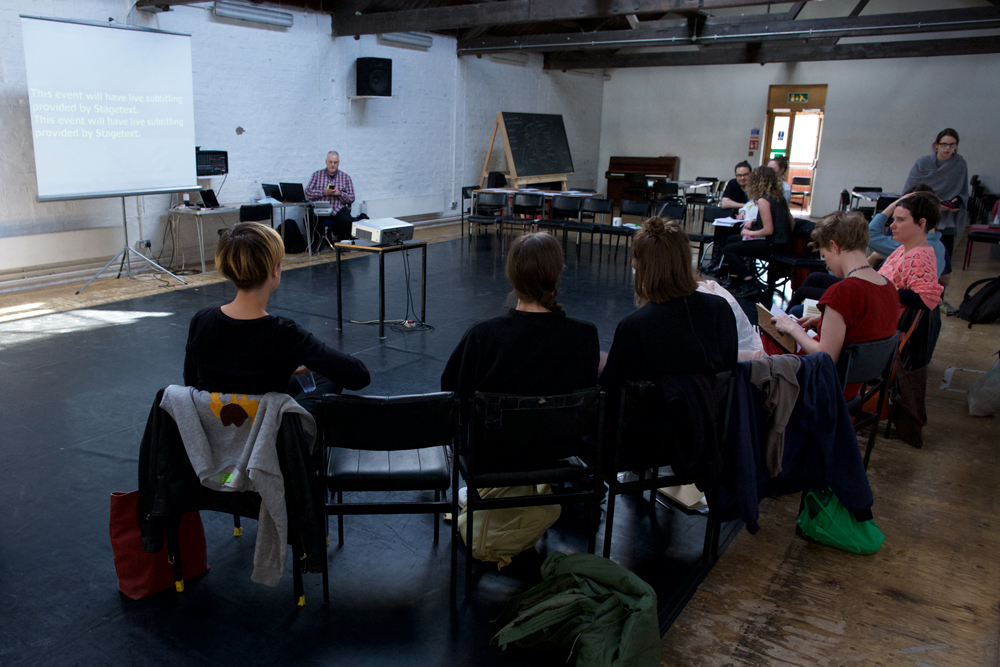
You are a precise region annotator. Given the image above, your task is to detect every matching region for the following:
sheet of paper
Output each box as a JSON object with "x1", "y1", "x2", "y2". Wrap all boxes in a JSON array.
[
  {"x1": 711, "y1": 217, "x2": 742, "y2": 226},
  {"x1": 803, "y1": 298, "x2": 821, "y2": 318}
]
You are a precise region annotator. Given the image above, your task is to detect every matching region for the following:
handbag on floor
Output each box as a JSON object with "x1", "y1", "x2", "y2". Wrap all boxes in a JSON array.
[
  {"x1": 796, "y1": 488, "x2": 884, "y2": 555},
  {"x1": 457, "y1": 484, "x2": 561, "y2": 569},
  {"x1": 110, "y1": 491, "x2": 209, "y2": 599}
]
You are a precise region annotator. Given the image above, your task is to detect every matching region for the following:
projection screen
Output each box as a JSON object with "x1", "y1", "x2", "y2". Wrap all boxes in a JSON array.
[{"x1": 21, "y1": 16, "x2": 198, "y2": 201}]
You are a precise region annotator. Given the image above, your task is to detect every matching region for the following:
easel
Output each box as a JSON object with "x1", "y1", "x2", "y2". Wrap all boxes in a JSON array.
[
  {"x1": 76, "y1": 197, "x2": 188, "y2": 294},
  {"x1": 480, "y1": 112, "x2": 570, "y2": 190}
]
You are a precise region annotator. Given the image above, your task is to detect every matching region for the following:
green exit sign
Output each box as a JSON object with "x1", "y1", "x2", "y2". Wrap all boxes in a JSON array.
[{"x1": 788, "y1": 92, "x2": 810, "y2": 103}]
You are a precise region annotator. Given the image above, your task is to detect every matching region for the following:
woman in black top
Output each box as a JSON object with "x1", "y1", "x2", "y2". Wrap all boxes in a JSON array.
[
  {"x1": 600, "y1": 217, "x2": 738, "y2": 392},
  {"x1": 184, "y1": 222, "x2": 370, "y2": 409},
  {"x1": 719, "y1": 166, "x2": 794, "y2": 298},
  {"x1": 441, "y1": 232, "x2": 600, "y2": 462}
]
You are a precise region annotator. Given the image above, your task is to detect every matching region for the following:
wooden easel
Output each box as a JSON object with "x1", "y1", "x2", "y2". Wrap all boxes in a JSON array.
[{"x1": 480, "y1": 112, "x2": 570, "y2": 189}]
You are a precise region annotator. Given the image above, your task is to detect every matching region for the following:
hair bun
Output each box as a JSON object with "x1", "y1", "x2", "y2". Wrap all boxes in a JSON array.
[{"x1": 644, "y1": 217, "x2": 665, "y2": 235}]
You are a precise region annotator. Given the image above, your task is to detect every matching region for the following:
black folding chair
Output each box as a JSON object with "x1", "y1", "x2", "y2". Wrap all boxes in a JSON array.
[
  {"x1": 460, "y1": 185, "x2": 477, "y2": 237},
  {"x1": 320, "y1": 392, "x2": 456, "y2": 602},
  {"x1": 468, "y1": 191, "x2": 506, "y2": 235},
  {"x1": 836, "y1": 333, "x2": 900, "y2": 469},
  {"x1": 456, "y1": 389, "x2": 604, "y2": 596},
  {"x1": 600, "y1": 372, "x2": 734, "y2": 561},
  {"x1": 502, "y1": 193, "x2": 545, "y2": 232}
]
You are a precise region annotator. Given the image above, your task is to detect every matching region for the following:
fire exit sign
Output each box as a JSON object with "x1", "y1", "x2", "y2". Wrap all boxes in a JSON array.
[{"x1": 788, "y1": 92, "x2": 810, "y2": 103}]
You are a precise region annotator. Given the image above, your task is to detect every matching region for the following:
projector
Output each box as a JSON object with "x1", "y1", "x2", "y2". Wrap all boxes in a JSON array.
[{"x1": 351, "y1": 218, "x2": 414, "y2": 245}]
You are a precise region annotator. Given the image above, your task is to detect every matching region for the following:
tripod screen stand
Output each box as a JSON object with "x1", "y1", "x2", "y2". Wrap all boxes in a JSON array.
[{"x1": 76, "y1": 197, "x2": 188, "y2": 294}]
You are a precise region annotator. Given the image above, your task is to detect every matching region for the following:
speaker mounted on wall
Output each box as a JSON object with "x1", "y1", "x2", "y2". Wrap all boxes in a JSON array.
[{"x1": 356, "y1": 58, "x2": 392, "y2": 97}]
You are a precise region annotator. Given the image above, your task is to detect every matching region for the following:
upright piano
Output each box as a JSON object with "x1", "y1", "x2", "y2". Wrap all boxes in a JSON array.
[{"x1": 605, "y1": 156, "x2": 680, "y2": 205}]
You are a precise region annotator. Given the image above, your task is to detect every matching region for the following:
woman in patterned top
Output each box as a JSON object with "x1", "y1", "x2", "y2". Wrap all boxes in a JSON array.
[{"x1": 877, "y1": 191, "x2": 945, "y2": 311}]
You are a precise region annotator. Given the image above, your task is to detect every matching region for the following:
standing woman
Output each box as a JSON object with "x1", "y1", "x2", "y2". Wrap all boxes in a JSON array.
[
  {"x1": 903, "y1": 129, "x2": 968, "y2": 285},
  {"x1": 719, "y1": 166, "x2": 794, "y2": 298}
]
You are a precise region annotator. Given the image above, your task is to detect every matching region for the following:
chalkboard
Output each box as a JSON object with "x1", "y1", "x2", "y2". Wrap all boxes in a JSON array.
[{"x1": 500, "y1": 112, "x2": 574, "y2": 178}]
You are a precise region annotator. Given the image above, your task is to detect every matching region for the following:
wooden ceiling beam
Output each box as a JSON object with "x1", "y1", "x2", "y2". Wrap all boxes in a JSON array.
[
  {"x1": 543, "y1": 35, "x2": 1000, "y2": 69},
  {"x1": 334, "y1": 0, "x2": 818, "y2": 36},
  {"x1": 457, "y1": 7, "x2": 1000, "y2": 54}
]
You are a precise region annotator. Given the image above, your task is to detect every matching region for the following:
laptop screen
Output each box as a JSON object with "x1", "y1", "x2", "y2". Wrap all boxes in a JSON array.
[
  {"x1": 262, "y1": 183, "x2": 283, "y2": 201},
  {"x1": 279, "y1": 182, "x2": 307, "y2": 203},
  {"x1": 200, "y1": 189, "x2": 220, "y2": 208}
]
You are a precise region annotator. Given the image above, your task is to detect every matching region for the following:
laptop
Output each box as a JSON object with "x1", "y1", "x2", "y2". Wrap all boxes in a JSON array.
[
  {"x1": 199, "y1": 188, "x2": 221, "y2": 209},
  {"x1": 279, "y1": 182, "x2": 308, "y2": 203},
  {"x1": 262, "y1": 183, "x2": 284, "y2": 201}
]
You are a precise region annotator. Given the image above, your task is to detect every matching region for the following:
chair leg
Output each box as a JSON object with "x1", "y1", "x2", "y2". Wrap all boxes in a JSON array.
[
  {"x1": 433, "y1": 490, "x2": 440, "y2": 544},
  {"x1": 603, "y1": 487, "x2": 617, "y2": 559},
  {"x1": 635, "y1": 469, "x2": 645, "y2": 516},
  {"x1": 165, "y1": 524, "x2": 184, "y2": 592},
  {"x1": 322, "y1": 534, "x2": 330, "y2": 606},
  {"x1": 337, "y1": 491, "x2": 344, "y2": 546},
  {"x1": 464, "y1": 503, "x2": 474, "y2": 596},
  {"x1": 233, "y1": 513, "x2": 242, "y2": 536},
  {"x1": 450, "y1": 453, "x2": 460, "y2": 602},
  {"x1": 292, "y1": 547, "x2": 305, "y2": 607},
  {"x1": 702, "y1": 510, "x2": 717, "y2": 562}
]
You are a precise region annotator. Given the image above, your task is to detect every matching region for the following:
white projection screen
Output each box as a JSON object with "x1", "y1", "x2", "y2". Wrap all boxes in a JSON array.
[{"x1": 21, "y1": 16, "x2": 198, "y2": 201}]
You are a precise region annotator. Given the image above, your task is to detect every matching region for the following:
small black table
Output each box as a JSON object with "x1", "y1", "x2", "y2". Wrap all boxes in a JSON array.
[{"x1": 335, "y1": 239, "x2": 428, "y2": 339}]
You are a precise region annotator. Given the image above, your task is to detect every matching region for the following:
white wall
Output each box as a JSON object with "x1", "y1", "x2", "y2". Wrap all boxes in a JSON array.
[
  {"x1": 598, "y1": 53, "x2": 1000, "y2": 216},
  {"x1": 0, "y1": 1, "x2": 604, "y2": 275}
]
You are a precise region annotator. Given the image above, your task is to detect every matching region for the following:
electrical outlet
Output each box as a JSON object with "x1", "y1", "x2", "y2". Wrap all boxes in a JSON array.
[{"x1": 135, "y1": 239, "x2": 151, "y2": 250}]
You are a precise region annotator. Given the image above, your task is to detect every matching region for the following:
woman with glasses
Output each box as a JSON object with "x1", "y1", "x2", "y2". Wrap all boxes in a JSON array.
[{"x1": 903, "y1": 129, "x2": 968, "y2": 285}]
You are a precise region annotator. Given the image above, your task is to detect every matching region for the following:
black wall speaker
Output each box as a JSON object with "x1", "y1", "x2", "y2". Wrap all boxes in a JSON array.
[{"x1": 356, "y1": 58, "x2": 392, "y2": 97}]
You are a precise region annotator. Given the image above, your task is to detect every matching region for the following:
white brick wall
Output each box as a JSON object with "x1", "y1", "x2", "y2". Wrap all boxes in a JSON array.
[{"x1": 0, "y1": 1, "x2": 605, "y2": 274}]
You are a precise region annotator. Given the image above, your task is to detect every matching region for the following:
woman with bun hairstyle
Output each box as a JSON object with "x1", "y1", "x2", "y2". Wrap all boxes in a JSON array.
[
  {"x1": 600, "y1": 217, "x2": 738, "y2": 392},
  {"x1": 441, "y1": 232, "x2": 600, "y2": 463},
  {"x1": 903, "y1": 128, "x2": 968, "y2": 281}
]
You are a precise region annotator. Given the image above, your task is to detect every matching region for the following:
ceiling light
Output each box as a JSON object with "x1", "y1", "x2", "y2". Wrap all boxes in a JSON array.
[
  {"x1": 489, "y1": 52, "x2": 529, "y2": 66},
  {"x1": 379, "y1": 32, "x2": 433, "y2": 49},
  {"x1": 214, "y1": 1, "x2": 293, "y2": 27}
]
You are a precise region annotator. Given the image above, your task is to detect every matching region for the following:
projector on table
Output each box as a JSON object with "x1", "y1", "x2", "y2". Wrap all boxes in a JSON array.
[{"x1": 351, "y1": 218, "x2": 414, "y2": 245}]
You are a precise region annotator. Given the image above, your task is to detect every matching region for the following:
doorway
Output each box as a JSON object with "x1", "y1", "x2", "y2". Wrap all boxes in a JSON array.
[{"x1": 762, "y1": 84, "x2": 827, "y2": 216}]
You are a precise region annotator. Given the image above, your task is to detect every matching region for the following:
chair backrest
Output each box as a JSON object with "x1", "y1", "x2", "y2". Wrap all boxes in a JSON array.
[
  {"x1": 619, "y1": 199, "x2": 650, "y2": 218},
  {"x1": 875, "y1": 195, "x2": 896, "y2": 213},
  {"x1": 475, "y1": 192, "x2": 507, "y2": 212},
  {"x1": 696, "y1": 176, "x2": 719, "y2": 183},
  {"x1": 582, "y1": 197, "x2": 614, "y2": 215},
  {"x1": 616, "y1": 371, "x2": 733, "y2": 471},
  {"x1": 655, "y1": 202, "x2": 686, "y2": 222},
  {"x1": 551, "y1": 196, "x2": 584, "y2": 215},
  {"x1": 512, "y1": 193, "x2": 545, "y2": 210},
  {"x1": 239, "y1": 203, "x2": 272, "y2": 223},
  {"x1": 702, "y1": 205, "x2": 728, "y2": 222},
  {"x1": 837, "y1": 333, "x2": 900, "y2": 389},
  {"x1": 852, "y1": 186, "x2": 881, "y2": 193},
  {"x1": 469, "y1": 389, "x2": 603, "y2": 471},
  {"x1": 792, "y1": 176, "x2": 812, "y2": 187},
  {"x1": 624, "y1": 173, "x2": 648, "y2": 186},
  {"x1": 461, "y1": 186, "x2": 477, "y2": 199},
  {"x1": 321, "y1": 392, "x2": 456, "y2": 451},
  {"x1": 839, "y1": 189, "x2": 851, "y2": 211},
  {"x1": 652, "y1": 181, "x2": 679, "y2": 197}
]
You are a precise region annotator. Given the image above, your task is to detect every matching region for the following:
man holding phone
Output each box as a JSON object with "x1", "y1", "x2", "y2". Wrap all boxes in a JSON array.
[{"x1": 306, "y1": 151, "x2": 356, "y2": 244}]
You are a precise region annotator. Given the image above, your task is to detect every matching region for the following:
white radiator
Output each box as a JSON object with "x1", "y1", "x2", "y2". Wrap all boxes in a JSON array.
[{"x1": 358, "y1": 192, "x2": 445, "y2": 219}]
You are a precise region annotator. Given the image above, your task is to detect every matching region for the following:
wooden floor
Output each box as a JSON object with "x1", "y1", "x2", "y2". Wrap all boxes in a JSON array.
[{"x1": 661, "y1": 239, "x2": 1000, "y2": 666}]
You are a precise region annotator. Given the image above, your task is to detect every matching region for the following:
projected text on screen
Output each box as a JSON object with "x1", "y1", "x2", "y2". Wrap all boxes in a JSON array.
[{"x1": 21, "y1": 16, "x2": 198, "y2": 201}]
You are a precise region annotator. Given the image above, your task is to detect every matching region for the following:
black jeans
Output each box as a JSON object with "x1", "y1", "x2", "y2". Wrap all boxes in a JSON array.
[
  {"x1": 721, "y1": 234, "x2": 773, "y2": 281},
  {"x1": 789, "y1": 272, "x2": 840, "y2": 307}
]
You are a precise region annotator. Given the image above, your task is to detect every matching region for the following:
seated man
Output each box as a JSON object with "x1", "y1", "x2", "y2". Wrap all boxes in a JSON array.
[
  {"x1": 720, "y1": 161, "x2": 752, "y2": 210},
  {"x1": 305, "y1": 151, "x2": 356, "y2": 243}
]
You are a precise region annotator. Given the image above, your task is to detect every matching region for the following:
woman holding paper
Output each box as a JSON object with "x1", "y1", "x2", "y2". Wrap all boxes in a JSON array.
[
  {"x1": 769, "y1": 212, "x2": 898, "y2": 399},
  {"x1": 719, "y1": 166, "x2": 793, "y2": 298}
]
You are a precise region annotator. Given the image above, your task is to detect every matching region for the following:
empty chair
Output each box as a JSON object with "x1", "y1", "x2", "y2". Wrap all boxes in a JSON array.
[
  {"x1": 789, "y1": 176, "x2": 812, "y2": 209},
  {"x1": 503, "y1": 193, "x2": 545, "y2": 232},
  {"x1": 651, "y1": 180, "x2": 680, "y2": 202},
  {"x1": 468, "y1": 191, "x2": 506, "y2": 234},
  {"x1": 693, "y1": 205, "x2": 728, "y2": 268},
  {"x1": 623, "y1": 172, "x2": 650, "y2": 200},
  {"x1": 239, "y1": 203, "x2": 273, "y2": 223},
  {"x1": 619, "y1": 199, "x2": 649, "y2": 221},
  {"x1": 536, "y1": 195, "x2": 584, "y2": 236},
  {"x1": 460, "y1": 185, "x2": 477, "y2": 237},
  {"x1": 320, "y1": 392, "x2": 456, "y2": 601}
]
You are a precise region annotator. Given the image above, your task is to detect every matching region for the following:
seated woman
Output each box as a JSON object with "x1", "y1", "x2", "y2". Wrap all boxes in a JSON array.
[
  {"x1": 601, "y1": 217, "x2": 738, "y2": 393},
  {"x1": 769, "y1": 211, "x2": 899, "y2": 400},
  {"x1": 440, "y1": 232, "x2": 600, "y2": 464},
  {"x1": 719, "y1": 166, "x2": 794, "y2": 298},
  {"x1": 867, "y1": 186, "x2": 947, "y2": 279},
  {"x1": 184, "y1": 222, "x2": 371, "y2": 409},
  {"x1": 877, "y1": 191, "x2": 945, "y2": 311}
]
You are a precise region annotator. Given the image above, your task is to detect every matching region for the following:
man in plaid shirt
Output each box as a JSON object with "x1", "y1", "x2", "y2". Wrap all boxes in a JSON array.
[{"x1": 306, "y1": 151, "x2": 356, "y2": 244}]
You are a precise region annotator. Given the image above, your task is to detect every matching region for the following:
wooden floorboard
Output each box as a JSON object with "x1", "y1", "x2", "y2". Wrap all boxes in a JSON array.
[{"x1": 661, "y1": 238, "x2": 1000, "y2": 666}]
